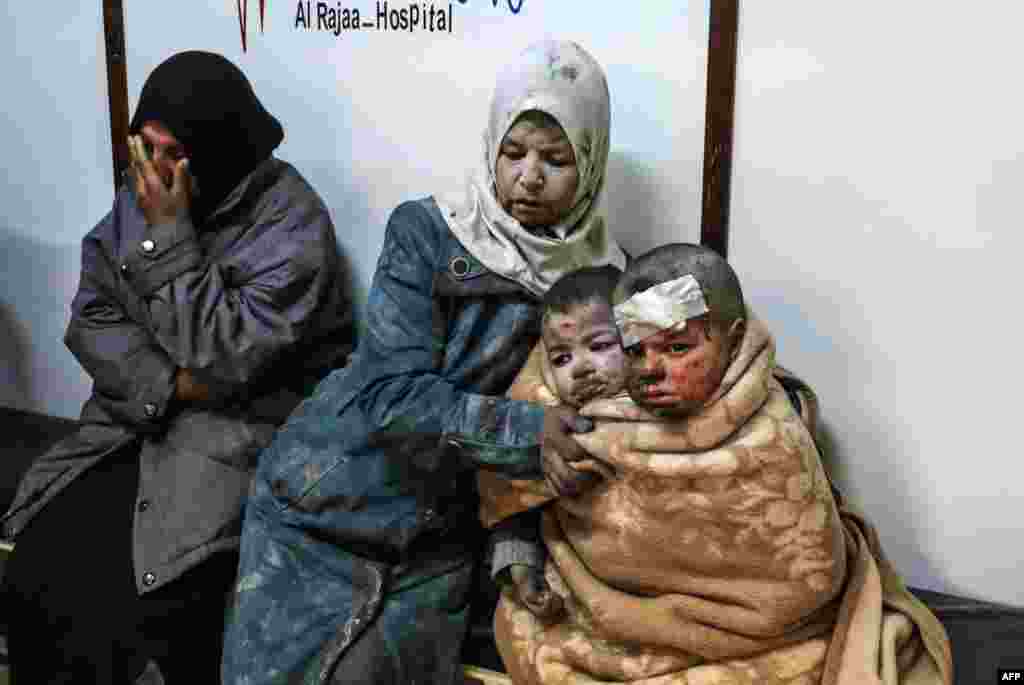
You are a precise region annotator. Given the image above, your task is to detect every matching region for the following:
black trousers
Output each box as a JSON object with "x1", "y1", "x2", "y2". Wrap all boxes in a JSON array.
[{"x1": 1, "y1": 445, "x2": 240, "y2": 684}]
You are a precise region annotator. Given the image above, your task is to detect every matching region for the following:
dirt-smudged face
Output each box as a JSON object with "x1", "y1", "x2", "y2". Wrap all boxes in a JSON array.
[
  {"x1": 624, "y1": 315, "x2": 742, "y2": 417},
  {"x1": 495, "y1": 118, "x2": 579, "y2": 229},
  {"x1": 543, "y1": 301, "x2": 627, "y2": 408}
]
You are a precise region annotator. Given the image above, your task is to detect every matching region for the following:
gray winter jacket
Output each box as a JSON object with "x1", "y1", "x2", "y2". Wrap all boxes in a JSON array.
[{"x1": 1, "y1": 157, "x2": 354, "y2": 593}]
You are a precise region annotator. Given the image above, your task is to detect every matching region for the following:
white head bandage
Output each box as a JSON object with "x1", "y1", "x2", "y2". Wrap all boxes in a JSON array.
[{"x1": 613, "y1": 274, "x2": 709, "y2": 348}]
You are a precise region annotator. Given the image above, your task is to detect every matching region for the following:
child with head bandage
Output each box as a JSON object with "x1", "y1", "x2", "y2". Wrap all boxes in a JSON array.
[
  {"x1": 483, "y1": 244, "x2": 751, "y2": 617},
  {"x1": 613, "y1": 244, "x2": 747, "y2": 419},
  {"x1": 481, "y1": 243, "x2": 921, "y2": 685}
]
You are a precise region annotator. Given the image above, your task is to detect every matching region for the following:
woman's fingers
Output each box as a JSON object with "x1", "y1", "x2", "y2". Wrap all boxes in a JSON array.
[
  {"x1": 545, "y1": 448, "x2": 590, "y2": 496},
  {"x1": 579, "y1": 397, "x2": 658, "y2": 421},
  {"x1": 128, "y1": 136, "x2": 146, "y2": 197},
  {"x1": 126, "y1": 135, "x2": 191, "y2": 225},
  {"x1": 569, "y1": 458, "x2": 616, "y2": 481},
  {"x1": 544, "y1": 471, "x2": 564, "y2": 499},
  {"x1": 171, "y1": 158, "x2": 192, "y2": 203},
  {"x1": 129, "y1": 135, "x2": 167, "y2": 195},
  {"x1": 541, "y1": 406, "x2": 607, "y2": 496},
  {"x1": 543, "y1": 447, "x2": 602, "y2": 497}
]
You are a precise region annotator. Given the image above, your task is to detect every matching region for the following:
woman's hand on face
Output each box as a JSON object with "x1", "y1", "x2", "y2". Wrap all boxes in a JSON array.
[
  {"x1": 541, "y1": 406, "x2": 602, "y2": 496},
  {"x1": 128, "y1": 134, "x2": 192, "y2": 226}
]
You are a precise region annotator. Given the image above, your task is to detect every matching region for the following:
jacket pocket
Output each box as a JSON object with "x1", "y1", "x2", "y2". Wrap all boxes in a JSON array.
[{"x1": 171, "y1": 410, "x2": 277, "y2": 471}]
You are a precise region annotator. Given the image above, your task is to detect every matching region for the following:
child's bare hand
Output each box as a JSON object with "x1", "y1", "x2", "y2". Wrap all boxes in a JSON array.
[{"x1": 508, "y1": 564, "x2": 563, "y2": 620}]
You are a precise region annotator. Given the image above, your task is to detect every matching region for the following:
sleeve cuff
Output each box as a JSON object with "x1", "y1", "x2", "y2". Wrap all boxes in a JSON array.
[
  {"x1": 446, "y1": 399, "x2": 546, "y2": 477},
  {"x1": 491, "y1": 537, "x2": 546, "y2": 581},
  {"x1": 121, "y1": 218, "x2": 202, "y2": 297},
  {"x1": 136, "y1": 359, "x2": 177, "y2": 424},
  {"x1": 488, "y1": 510, "x2": 546, "y2": 580},
  {"x1": 94, "y1": 358, "x2": 176, "y2": 429}
]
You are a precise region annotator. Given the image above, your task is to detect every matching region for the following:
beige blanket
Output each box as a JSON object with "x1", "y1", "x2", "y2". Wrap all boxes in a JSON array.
[{"x1": 481, "y1": 315, "x2": 952, "y2": 685}]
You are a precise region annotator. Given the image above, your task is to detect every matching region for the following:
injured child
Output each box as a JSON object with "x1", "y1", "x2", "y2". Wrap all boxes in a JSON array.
[
  {"x1": 481, "y1": 264, "x2": 628, "y2": 617},
  {"x1": 479, "y1": 243, "x2": 953, "y2": 685}
]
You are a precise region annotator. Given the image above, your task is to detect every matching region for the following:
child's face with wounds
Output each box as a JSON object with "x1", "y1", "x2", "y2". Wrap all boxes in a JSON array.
[
  {"x1": 543, "y1": 300, "x2": 628, "y2": 408},
  {"x1": 624, "y1": 315, "x2": 740, "y2": 418}
]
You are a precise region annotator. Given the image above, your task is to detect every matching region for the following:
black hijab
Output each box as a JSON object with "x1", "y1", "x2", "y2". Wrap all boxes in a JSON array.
[{"x1": 130, "y1": 51, "x2": 284, "y2": 220}]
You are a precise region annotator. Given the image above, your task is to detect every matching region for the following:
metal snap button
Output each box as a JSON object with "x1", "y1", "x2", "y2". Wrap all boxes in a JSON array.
[
  {"x1": 141, "y1": 239, "x2": 156, "y2": 253},
  {"x1": 448, "y1": 256, "x2": 470, "y2": 278},
  {"x1": 142, "y1": 571, "x2": 156, "y2": 587},
  {"x1": 144, "y1": 403, "x2": 158, "y2": 418},
  {"x1": 138, "y1": 499, "x2": 150, "y2": 513},
  {"x1": 120, "y1": 263, "x2": 130, "y2": 275}
]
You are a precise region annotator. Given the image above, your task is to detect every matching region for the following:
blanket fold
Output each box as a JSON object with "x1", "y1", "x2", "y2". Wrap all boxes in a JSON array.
[{"x1": 482, "y1": 314, "x2": 952, "y2": 685}]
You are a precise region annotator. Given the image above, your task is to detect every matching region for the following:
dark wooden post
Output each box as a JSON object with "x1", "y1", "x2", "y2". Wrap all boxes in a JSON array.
[
  {"x1": 103, "y1": 0, "x2": 130, "y2": 196},
  {"x1": 700, "y1": 0, "x2": 740, "y2": 259}
]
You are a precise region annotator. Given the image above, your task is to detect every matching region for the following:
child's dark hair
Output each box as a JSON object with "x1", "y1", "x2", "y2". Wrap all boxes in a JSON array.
[
  {"x1": 614, "y1": 244, "x2": 744, "y2": 326},
  {"x1": 543, "y1": 265, "x2": 623, "y2": 318}
]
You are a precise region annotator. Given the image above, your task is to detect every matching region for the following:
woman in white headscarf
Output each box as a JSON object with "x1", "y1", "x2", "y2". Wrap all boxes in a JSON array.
[
  {"x1": 437, "y1": 39, "x2": 623, "y2": 294},
  {"x1": 222, "y1": 40, "x2": 625, "y2": 685}
]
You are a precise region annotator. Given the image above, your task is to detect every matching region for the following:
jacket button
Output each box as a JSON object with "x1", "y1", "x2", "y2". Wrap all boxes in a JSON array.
[
  {"x1": 142, "y1": 571, "x2": 156, "y2": 587},
  {"x1": 141, "y1": 239, "x2": 156, "y2": 253},
  {"x1": 138, "y1": 499, "x2": 150, "y2": 512},
  {"x1": 144, "y1": 403, "x2": 158, "y2": 418},
  {"x1": 423, "y1": 508, "x2": 436, "y2": 520},
  {"x1": 120, "y1": 262, "x2": 130, "y2": 275},
  {"x1": 449, "y1": 256, "x2": 470, "y2": 278}
]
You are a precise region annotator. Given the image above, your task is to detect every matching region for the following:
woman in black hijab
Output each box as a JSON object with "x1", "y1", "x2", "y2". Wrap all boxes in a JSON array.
[
  {"x1": 1, "y1": 51, "x2": 354, "y2": 683},
  {"x1": 129, "y1": 50, "x2": 284, "y2": 220}
]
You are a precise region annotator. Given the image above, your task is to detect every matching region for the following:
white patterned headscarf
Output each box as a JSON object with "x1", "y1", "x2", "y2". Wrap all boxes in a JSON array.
[{"x1": 436, "y1": 40, "x2": 626, "y2": 298}]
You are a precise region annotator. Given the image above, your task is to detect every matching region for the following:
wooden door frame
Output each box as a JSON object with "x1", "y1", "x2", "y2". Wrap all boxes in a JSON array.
[
  {"x1": 700, "y1": 0, "x2": 739, "y2": 258},
  {"x1": 102, "y1": 0, "x2": 130, "y2": 194}
]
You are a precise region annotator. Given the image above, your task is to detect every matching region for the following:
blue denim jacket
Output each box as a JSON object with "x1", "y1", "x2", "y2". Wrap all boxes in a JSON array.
[{"x1": 223, "y1": 197, "x2": 547, "y2": 685}]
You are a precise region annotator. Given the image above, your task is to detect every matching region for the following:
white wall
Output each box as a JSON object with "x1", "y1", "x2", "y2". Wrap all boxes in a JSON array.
[
  {"x1": 0, "y1": 1, "x2": 109, "y2": 417},
  {"x1": 721, "y1": 2, "x2": 1024, "y2": 606},
  {"x1": 5, "y1": 0, "x2": 1021, "y2": 609}
]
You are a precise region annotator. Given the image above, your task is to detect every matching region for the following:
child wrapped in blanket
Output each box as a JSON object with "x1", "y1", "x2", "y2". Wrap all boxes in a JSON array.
[
  {"x1": 482, "y1": 264, "x2": 628, "y2": 617},
  {"x1": 480, "y1": 244, "x2": 952, "y2": 685}
]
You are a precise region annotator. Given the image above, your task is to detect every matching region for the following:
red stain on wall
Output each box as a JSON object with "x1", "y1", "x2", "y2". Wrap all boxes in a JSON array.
[{"x1": 236, "y1": 0, "x2": 267, "y2": 52}]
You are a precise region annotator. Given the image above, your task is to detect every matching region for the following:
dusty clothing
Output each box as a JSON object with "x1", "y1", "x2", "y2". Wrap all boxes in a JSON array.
[
  {"x1": 486, "y1": 315, "x2": 952, "y2": 685},
  {"x1": 223, "y1": 39, "x2": 627, "y2": 685},
  {"x1": 222, "y1": 197, "x2": 552, "y2": 685},
  {"x1": 479, "y1": 344, "x2": 564, "y2": 532},
  {"x1": 1, "y1": 157, "x2": 354, "y2": 593}
]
